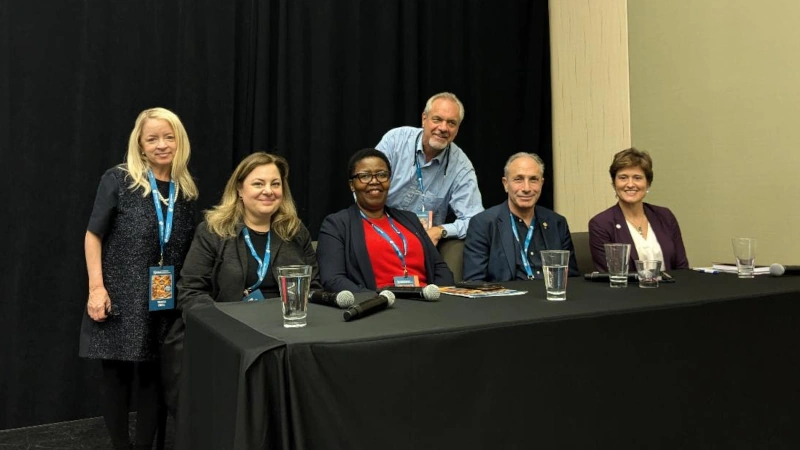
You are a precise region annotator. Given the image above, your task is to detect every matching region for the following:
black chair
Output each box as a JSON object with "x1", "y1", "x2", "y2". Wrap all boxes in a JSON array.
[{"x1": 571, "y1": 231, "x2": 594, "y2": 274}]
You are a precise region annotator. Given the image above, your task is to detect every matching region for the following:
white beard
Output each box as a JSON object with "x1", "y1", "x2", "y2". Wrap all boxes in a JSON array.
[{"x1": 428, "y1": 136, "x2": 448, "y2": 151}]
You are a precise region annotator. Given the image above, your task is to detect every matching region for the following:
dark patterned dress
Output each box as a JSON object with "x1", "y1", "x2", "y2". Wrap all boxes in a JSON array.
[{"x1": 79, "y1": 165, "x2": 195, "y2": 361}]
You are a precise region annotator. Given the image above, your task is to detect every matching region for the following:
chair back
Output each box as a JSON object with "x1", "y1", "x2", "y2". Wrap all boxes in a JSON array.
[
  {"x1": 571, "y1": 231, "x2": 594, "y2": 274},
  {"x1": 438, "y1": 239, "x2": 465, "y2": 282}
]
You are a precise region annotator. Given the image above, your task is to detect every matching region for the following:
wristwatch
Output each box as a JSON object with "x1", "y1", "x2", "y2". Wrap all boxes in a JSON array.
[{"x1": 439, "y1": 226, "x2": 448, "y2": 239}]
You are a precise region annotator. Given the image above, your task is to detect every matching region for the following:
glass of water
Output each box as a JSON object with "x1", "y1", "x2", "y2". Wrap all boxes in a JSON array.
[
  {"x1": 541, "y1": 250, "x2": 570, "y2": 301},
  {"x1": 635, "y1": 260, "x2": 662, "y2": 288},
  {"x1": 604, "y1": 243, "x2": 632, "y2": 288},
  {"x1": 731, "y1": 238, "x2": 757, "y2": 279},
  {"x1": 276, "y1": 265, "x2": 312, "y2": 328}
]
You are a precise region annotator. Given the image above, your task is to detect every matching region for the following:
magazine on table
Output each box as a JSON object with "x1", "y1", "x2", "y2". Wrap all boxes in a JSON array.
[{"x1": 440, "y1": 286, "x2": 528, "y2": 298}]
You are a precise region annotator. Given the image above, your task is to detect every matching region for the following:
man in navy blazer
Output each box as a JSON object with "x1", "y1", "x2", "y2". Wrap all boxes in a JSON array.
[{"x1": 463, "y1": 152, "x2": 580, "y2": 281}]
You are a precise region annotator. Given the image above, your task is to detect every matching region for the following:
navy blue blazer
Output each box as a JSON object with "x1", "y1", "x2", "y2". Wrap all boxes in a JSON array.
[
  {"x1": 462, "y1": 202, "x2": 580, "y2": 282},
  {"x1": 317, "y1": 204, "x2": 454, "y2": 292},
  {"x1": 588, "y1": 203, "x2": 689, "y2": 272}
]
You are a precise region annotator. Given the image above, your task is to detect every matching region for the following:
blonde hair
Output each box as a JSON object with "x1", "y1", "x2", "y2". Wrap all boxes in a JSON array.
[
  {"x1": 205, "y1": 152, "x2": 302, "y2": 240},
  {"x1": 122, "y1": 107, "x2": 198, "y2": 200}
]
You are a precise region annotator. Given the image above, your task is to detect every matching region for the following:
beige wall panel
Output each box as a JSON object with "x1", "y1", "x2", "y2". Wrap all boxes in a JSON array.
[
  {"x1": 628, "y1": 0, "x2": 800, "y2": 265},
  {"x1": 549, "y1": 0, "x2": 632, "y2": 232}
]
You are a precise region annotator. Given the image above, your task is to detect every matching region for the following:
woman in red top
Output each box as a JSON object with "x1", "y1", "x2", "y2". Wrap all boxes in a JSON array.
[{"x1": 317, "y1": 148, "x2": 454, "y2": 292}]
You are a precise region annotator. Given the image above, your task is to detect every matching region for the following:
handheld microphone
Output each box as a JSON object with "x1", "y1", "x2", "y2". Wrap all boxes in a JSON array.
[
  {"x1": 583, "y1": 272, "x2": 638, "y2": 282},
  {"x1": 309, "y1": 290, "x2": 355, "y2": 309},
  {"x1": 381, "y1": 285, "x2": 440, "y2": 301},
  {"x1": 769, "y1": 264, "x2": 800, "y2": 276},
  {"x1": 343, "y1": 290, "x2": 395, "y2": 322}
]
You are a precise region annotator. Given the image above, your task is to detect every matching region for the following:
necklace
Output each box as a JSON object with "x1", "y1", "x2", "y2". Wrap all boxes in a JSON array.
[
  {"x1": 156, "y1": 190, "x2": 170, "y2": 206},
  {"x1": 627, "y1": 216, "x2": 647, "y2": 236}
]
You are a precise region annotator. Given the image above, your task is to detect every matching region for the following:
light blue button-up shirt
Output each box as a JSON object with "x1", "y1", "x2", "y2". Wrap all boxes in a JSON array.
[{"x1": 376, "y1": 126, "x2": 484, "y2": 239}]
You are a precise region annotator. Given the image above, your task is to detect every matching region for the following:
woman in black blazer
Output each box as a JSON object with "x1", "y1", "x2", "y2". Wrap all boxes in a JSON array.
[{"x1": 162, "y1": 152, "x2": 320, "y2": 415}]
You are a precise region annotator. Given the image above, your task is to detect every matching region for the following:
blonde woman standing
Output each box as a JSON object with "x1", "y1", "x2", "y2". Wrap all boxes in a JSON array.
[{"x1": 80, "y1": 108, "x2": 198, "y2": 449}]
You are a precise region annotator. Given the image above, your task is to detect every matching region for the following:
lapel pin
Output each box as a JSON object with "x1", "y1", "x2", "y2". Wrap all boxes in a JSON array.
[
  {"x1": 615, "y1": 224, "x2": 621, "y2": 229},
  {"x1": 543, "y1": 222, "x2": 548, "y2": 229}
]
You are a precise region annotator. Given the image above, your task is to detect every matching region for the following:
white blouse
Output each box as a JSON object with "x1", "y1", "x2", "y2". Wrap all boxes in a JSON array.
[{"x1": 626, "y1": 221, "x2": 664, "y2": 265}]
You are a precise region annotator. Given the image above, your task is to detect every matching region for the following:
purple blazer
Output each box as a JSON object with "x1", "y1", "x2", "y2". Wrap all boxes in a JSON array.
[{"x1": 588, "y1": 203, "x2": 689, "y2": 272}]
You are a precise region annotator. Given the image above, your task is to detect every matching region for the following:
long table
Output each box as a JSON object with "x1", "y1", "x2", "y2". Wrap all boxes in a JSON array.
[{"x1": 175, "y1": 270, "x2": 800, "y2": 449}]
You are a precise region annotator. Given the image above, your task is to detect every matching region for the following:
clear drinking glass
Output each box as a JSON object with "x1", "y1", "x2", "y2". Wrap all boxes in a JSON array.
[
  {"x1": 604, "y1": 243, "x2": 631, "y2": 288},
  {"x1": 277, "y1": 265, "x2": 312, "y2": 328},
  {"x1": 635, "y1": 260, "x2": 662, "y2": 288},
  {"x1": 541, "y1": 250, "x2": 570, "y2": 301},
  {"x1": 731, "y1": 238, "x2": 757, "y2": 279}
]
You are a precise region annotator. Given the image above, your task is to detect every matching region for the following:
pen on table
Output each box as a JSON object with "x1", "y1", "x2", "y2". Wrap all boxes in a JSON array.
[{"x1": 693, "y1": 268, "x2": 719, "y2": 274}]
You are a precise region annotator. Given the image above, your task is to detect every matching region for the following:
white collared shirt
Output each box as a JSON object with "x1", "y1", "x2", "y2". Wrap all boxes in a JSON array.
[{"x1": 627, "y1": 221, "x2": 664, "y2": 265}]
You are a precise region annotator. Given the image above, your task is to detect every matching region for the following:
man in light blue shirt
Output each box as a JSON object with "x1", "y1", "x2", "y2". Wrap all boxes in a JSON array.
[{"x1": 375, "y1": 92, "x2": 484, "y2": 245}]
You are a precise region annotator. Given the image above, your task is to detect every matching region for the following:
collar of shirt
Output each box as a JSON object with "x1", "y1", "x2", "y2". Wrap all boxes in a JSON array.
[{"x1": 415, "y1": 147, "x2": 447, "y2": 167}]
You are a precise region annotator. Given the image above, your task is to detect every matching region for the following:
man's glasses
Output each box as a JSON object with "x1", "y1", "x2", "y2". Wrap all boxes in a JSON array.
[{"x1": 350, "y1": 171, "x2": 390, "y2": 183}]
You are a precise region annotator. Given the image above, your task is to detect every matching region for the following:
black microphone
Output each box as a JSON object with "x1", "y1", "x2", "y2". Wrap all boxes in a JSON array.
[
  {"x1": 769, "y1": 264, "x2": 800, "y2": 276},
  {"x1": 343, "y1": 290, "x2": 395, "y2": 322},
  {"x1": 381, "y1": 285, "x2": 440, "y2": 301},
  {"x1": 309, "y1": 290, "x2": 355, "y2": 309},
  {"x1": 583, "y1": 272, "x2": 638, "y2": 282}
]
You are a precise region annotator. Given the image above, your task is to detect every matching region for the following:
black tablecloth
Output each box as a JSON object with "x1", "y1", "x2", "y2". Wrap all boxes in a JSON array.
[{"x1": 176, "y1": 270, "x2": 800, "y2": 449}]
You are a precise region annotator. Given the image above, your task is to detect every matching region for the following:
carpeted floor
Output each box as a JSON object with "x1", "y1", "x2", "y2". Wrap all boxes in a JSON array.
[{"x1": 0, "y1": 414, "x2": 174, "y2": 450}]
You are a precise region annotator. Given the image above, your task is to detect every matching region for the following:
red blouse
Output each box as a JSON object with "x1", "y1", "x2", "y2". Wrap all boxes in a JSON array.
[{"x1": 362, "y1": 215, "x2": 427, "y2": 288}]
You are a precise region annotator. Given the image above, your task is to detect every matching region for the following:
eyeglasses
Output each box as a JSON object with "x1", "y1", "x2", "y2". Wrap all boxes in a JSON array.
[{"x1": 350, "y1": 171, "x2": 390, "y2": 183}]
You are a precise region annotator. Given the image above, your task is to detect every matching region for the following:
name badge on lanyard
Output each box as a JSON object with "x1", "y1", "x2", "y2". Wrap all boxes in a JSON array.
[
  {"x1": 242, "y1": 227, "x2": 271, "y2": 302},
  {"x1": 416, "y1": 210, "x2": 433, "y2": 230},
  {"x1": 360, "y1": 211, "x2": 411, "y2": 284},
  {"x1": 149, "y1": 266, "x2": 175, "y2": 311},
  {"x1": 147, "y1": 170, "x2": 176, "y2": 311}
]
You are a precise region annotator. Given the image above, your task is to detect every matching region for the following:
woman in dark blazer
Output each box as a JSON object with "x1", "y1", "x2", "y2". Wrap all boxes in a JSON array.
[
  {"x1": 589, "y1": 148, "x2": 689, "y2": 272},
  {"x1": 161, "y1": 152, "x2": 320, "y2": 415},
  {"x1": 317, "y1": 148, "x2": 454, "y2": 293}
]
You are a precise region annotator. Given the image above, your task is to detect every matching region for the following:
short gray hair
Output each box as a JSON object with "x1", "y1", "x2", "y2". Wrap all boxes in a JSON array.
[
  {"x1": 503, "y1": 152, "x2": 545, "y2": 177},
  {"x1": 423, "y1": 92, "x2": 465, "y2": 123}
]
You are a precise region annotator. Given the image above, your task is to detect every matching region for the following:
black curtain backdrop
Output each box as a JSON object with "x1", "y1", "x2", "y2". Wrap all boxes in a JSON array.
[{"x1": 0, "y1": 0, "x2": 551, "y2": 429}]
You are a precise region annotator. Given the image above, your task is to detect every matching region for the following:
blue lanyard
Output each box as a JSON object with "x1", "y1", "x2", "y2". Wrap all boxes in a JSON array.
[
  {"x1": 414, "y1": 131, "x2": 426, "y2": 192},
  {"x1": 360, "y1": 211, "x2": 409, "y2": 276},
  {"x1": 242, "y1": 228, "x2": 271, "y2": 294},
  {"x1": 147, "y1": 170, "x2": 175, "y2": 266},
  {"x1": 414, "y1": 157, "x2": 425, "y2": 192},
  {"x1": 509, "y1": 213, "x2": 536, "y2": 279}
]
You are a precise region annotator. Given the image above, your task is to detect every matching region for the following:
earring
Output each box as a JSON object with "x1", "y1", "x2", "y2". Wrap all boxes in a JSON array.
[
  {"x1": 646, "y1": 189, "x2": 650, "y2": 194},
  {"x1": 352, "y1": 192, "x2": 357, "y2": 202}
]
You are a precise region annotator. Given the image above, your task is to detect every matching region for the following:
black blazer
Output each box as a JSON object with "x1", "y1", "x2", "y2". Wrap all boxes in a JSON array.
[
  {"x1": 463, "y1": 202, "x2": 580, "y2": 281},
  {"x1": 175, "y1": 221, "x2": 320, "y2": 309},
  {"x1": 162, "y1": 220, "x2": 320, "y2": 415},
  {"x1": 316, "y1": 204, "x2": 454, "y2": 292}
]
